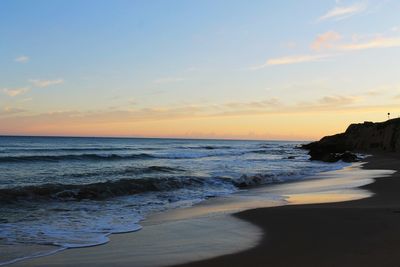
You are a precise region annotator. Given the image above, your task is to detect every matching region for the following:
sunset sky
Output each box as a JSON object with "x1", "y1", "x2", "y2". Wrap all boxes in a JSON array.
[{"x1": 1, "y1": 0, "x2": 400, "y2": 140}]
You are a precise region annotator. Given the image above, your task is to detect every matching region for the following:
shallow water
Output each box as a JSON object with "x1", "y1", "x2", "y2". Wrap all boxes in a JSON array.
[
  {"x1": 0, "y1": 136, "x2": 347, "y2": 265},
  {"x1": 9, "y1": 164, "x2": 395, "y2": 267}
]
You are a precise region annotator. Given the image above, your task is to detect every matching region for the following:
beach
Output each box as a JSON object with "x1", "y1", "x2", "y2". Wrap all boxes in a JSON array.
[
  {"x1": 176, "y1": 154, "x2": 400, "y2": 267},
  {"x1": 7, "y1": 154, "x2": 398, "y2": 267}
]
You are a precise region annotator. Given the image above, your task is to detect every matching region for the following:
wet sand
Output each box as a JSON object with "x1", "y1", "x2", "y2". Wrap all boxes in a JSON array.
[
  {"x1": 176, "y1": 154, "x2": 400, "y2": 267},
  {"x1": 9, "y1": 155, "x2": 398, "y2": 267}
]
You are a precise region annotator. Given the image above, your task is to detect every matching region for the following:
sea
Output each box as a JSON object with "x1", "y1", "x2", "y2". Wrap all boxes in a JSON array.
[{"x1": 0, "y1": 136, "x2": 347, "y2": 265}]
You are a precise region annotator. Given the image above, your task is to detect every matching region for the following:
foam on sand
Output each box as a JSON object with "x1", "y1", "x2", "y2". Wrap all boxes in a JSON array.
[
  {"x1": 10, "y1": 215, "x2": 262, "y2": 267},
  {"x1": 10, "y1": 162, "x2": 395, "y2": 267}
]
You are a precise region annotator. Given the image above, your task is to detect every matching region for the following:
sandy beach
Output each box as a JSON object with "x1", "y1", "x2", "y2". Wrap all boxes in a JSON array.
[
  {"x1": 175, "y1": 154, "x2": 400, "y2": 267},
  {"x1": 7, "y1": 154, "x2": 398, "y2": 267}
]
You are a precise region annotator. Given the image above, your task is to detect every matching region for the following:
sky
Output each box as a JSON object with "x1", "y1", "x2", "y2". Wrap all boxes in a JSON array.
[{"x1": 1, "y1": 0, "x2": 400, "y2": 140}]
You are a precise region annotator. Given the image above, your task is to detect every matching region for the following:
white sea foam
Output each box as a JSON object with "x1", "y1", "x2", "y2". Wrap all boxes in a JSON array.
[{"x1": 0, "y1": 137, "x2": 348, "y2": 265}]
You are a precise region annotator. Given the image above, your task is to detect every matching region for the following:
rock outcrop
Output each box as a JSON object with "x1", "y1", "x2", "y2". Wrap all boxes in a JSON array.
[{"x1": 302, "y1": 118, "x2": 400, "y2": 162}]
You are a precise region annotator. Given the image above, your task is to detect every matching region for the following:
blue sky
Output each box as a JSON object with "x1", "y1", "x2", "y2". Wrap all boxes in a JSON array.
[{"x1": 1, "y1": 0, "x2": 400, "y2": 139}]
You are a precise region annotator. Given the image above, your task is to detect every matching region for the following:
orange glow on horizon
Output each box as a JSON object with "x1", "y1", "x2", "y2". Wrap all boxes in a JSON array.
[{"x1": 1, "y1": 107, "x2": 397, "y2": 141}]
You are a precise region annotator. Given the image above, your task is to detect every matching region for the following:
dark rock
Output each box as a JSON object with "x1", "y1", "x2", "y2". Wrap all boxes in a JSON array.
[
  {"x1": 308, "y1": 151, "x2": 359, "y2": 163},
  {"x1": 302, "y1": 118, "x2": 400, "y2": 162},
  {"x1": 340, "y1": 151, "x2": 359, "y2": 162}
]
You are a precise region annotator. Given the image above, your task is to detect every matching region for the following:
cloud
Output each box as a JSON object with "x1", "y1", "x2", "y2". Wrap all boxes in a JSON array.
[
  {"x1": 154, "y1": 77, "x2": 185, "y2": 84},
  {"x1": 338, "y1": 36, "x2": 400, "y2": 51},
  {"x1": 0, "y1": 107, "x2": 27, "y2": 116},
  {"x1": 366, "y1": 89, "x2": 385, "y2": 96},
  {"x1": 317, "y1": 95, "x2": 362, "y2": 106},
  {"x1": 0, "y1": 93, "x2": 395, "y2": 137},
  {"x1": 14, "y1": 55, "x2": 30, "y2": 63},
  {"x1": 29, "y1": 79, "x2": 64, "y2": 88},
  {"x1": 255, "y1": 31, "x2": 400, "y2": 69},
  {"x1": 2, "y1": 87, "x2": 30, "y2": 97},
  {"x1": 225, "y1": 98, "x2": 281, "y2": 109},
  {"x1": 311, "y1": 31, "x2": 342, "y2": 51},
  {"x1": 253, "y1": 54, "x2": 332, "y2": 68},
  {"x1": 318, "y1": 2, "x2": 367, "y2": 21},
  {"x1": 310, "y1": 31, "x2": 400, "y2": 52}
]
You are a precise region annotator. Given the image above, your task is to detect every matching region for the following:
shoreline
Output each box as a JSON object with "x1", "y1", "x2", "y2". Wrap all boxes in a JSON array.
[
  {"x1": 7, "y1": 155, "x2": 396, "y2": 267},
  {"x1": 175, "y1": 154, "x2": 400, "y2": 267}
]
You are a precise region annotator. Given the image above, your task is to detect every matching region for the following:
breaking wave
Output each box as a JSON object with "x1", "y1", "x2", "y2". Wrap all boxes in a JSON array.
[
  {"x1": 62, "y1": 165, "x2": 185, "y2": 178},
  {"x1": 0, "y1": 177, "x2": 213, "y2": 202},
  {"x1": 0, "y1": 170, "x2": 306, "y2": 203},
  {"x1": 0, "y1": 153, "x2": 156, "y2": 163},
  {"x1": 175, "y1": 145, "x2": 233, "y2": 150}
]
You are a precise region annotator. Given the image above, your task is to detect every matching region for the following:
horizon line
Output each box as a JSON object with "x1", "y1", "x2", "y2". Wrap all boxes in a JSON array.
[{"x1": 0, "y1": 134, "x2": 312, "y2": 143}]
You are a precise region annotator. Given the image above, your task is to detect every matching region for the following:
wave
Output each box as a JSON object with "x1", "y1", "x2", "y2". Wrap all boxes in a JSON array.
[
  {"x1": 0, "y1": 153, "x2": 156, "y2": 163},
  {"x1": 65, "y1": 165, "x2": 185, "y2": 178},
  {"x1": 258, "y1": 144, "x2": 271, "y2": 149},
  {"x1": 250, "y1": 149, "x2": 290, "y2": 155},
  {"x1": 249, "y1": 149, "x2": 270, "y2": 154},
  {"x1": 175, "y1": 145, "x2": 232, "y2": 150},
  {"x1": 0, "y1": 150, "x2": 246, "y2": 163},
  {"x1": 0, "y1": 147, "x2": 163, "y2": 153},
  {"x1": 142, "y1": 166, "x2": 184, "y2": 173},
  {"x1": 0, "y1": 147, "x2": 133, "y2": 153},
  {"x1": 0, "y1": 151, "x2": 242, "y2": 163},
  {"x1": 0, "y1": 176, "x2": 212, "y2": 202},
  {"x1": 233, "y1": 173, "x2": 285, "y2": 187},
  {"x1": 157, "y1": 150, "x2": 248, "y2": 159},
  {"x1": 0, "y1": 169, "x2": 307, "y2": 203},
  {"x1": 0, "y1": 147, "x2": 291, "y2": 163}
]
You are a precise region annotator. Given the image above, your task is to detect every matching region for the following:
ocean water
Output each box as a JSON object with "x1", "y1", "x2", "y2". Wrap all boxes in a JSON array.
[{"x1": 0, "y1": 136, "x2": 346, "y2": 265}]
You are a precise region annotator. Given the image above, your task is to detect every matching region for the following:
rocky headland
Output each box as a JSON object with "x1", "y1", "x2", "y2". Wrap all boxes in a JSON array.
[{"x1": 302, "y1": 118, "x2": 400, "y2": 162}]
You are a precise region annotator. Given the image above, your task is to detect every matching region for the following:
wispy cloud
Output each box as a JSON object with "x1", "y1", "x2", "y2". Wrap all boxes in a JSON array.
[
  {"x1": 318, "y1": 2, "x2": 367, "y2": 21},
  {"x1": 338, "y1": 36, "x2": 400, "y2": 51},
  {"x1": 366, "y1": 89, "x2": 385, "y2": 97},
  {"x1": 252, "y1": 54, "x2": 332, "y2": 68},
  {"x1": 311, "y1": 31, "x2": 342, "y2": 51},
  {"x1": 29, "y1": 79, "x2": 64, "y2": 88},
  {"x1": 2, "y1": 87, "x2": 30, "y2": 97},
  {"x1": 261, "y1": 31, "x2": 400, "y2": 68},
  {"x1": 0, "y1": 107, "x2": 27, "y2": 116},
  {"x1": 14, "y1": 55, "x2": 30, "y2": 63},
  {"x1": 317, "y1": 95, "x2": 362, "y2": 106},
  {"x1": 224, "y1": 98, "x2": 282, "y2": 109},
  {"x1": 312, "y1": 32, "x2": 400, "y2": 52},
  {"x1": 154, "y1": 77, "x2": 185, "y2": 84},
  {"x1": 0, "y1": 91, "x2": 394, "y2": 137}
]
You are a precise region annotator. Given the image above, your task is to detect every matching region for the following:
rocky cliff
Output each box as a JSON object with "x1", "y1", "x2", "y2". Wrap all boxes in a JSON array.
[{"x1": 303, "y1": 118, "x2": 400, "y2": 162}]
